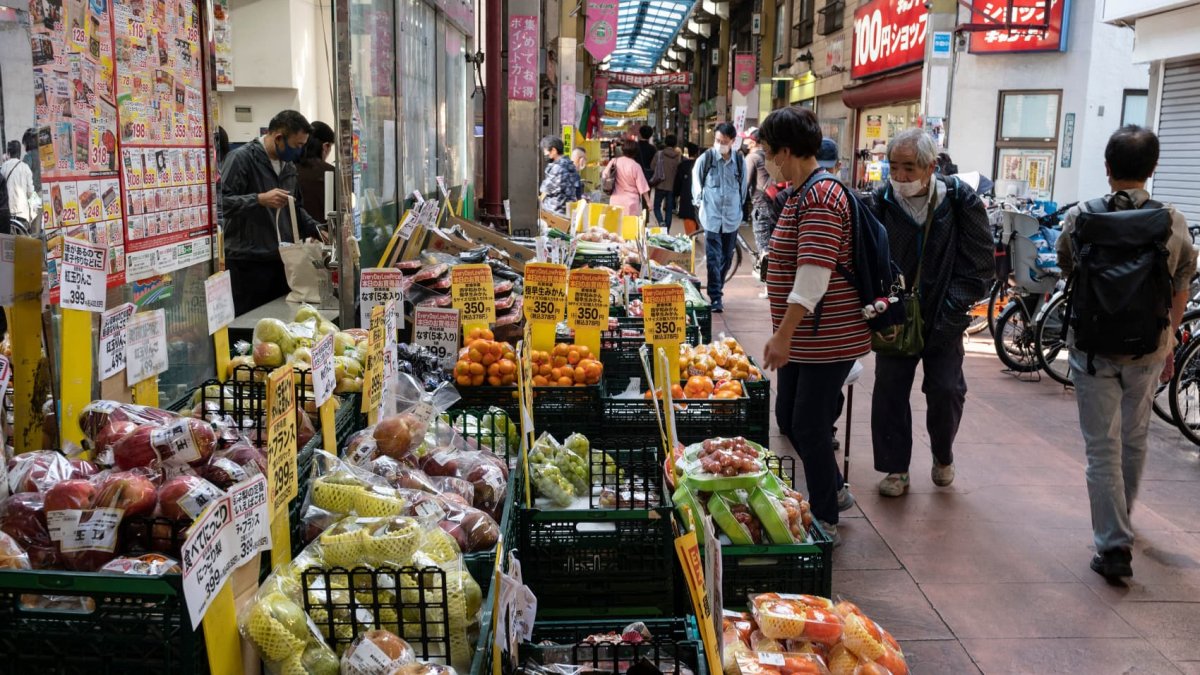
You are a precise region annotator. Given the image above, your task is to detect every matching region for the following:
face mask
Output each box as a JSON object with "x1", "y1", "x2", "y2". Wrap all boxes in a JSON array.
[
  {"x1": 714, "y1": 142, "x2": 730, "y2": 155},
  {"x1": 766, "y1": 155, "x2": 785, "y2": 183},
  {"x1": 275, "y1": 137, "x2": 302, "y2": 162},
  {"x1": 890, "y1": 177, "x2": 927, "y2": 199}
]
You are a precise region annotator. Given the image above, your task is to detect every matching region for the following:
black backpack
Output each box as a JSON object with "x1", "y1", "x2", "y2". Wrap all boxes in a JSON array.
[
  {"x1": 697, "y1": 148, "x2": 744, "y2": 192},
  {"x1": 1065, "y1": 193, "x2": 1174, "y2": 373}
]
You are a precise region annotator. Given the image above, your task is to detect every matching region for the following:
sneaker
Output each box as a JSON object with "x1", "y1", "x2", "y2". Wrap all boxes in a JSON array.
[
  {"x1": 757, "y1": 289, "x2": 770, "y2": 299},
  {"x1": 932, "y1": 462, "x2": 955, "y2": 487},
  {"x1": 1090, "y1": 548, "x2": 1133, "y2": 581},
  {"x1": 818, "y1": 520, "x2": 842, "y2": 548},
  {"x1": 836, "y1": 486, "x2": 856, "y2": 512},
  {"x1": 712, "y1": 304, "x2": 724, "y2": 314},
  {"x1": 878, "y1": 473, "x2": 910, "y2": 497}
]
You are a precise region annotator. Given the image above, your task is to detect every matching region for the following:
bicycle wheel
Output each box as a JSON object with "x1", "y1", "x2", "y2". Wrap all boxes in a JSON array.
[
  {"x1": 1169, "y1": 335, "x2": 1200, "y2": 446},
  {"x1": 1034, "y1": 293, "x2": 1072, "y2": 386},
  {"x1": 987, "y1": 279, "x2": 1014, "y2": 336},
  {"x1": 1154, "y1": 309, "x2": 1200, "y2": 424},
  {"x1": 993, "y1": 301, "x2": 1040, "y2": 372}
]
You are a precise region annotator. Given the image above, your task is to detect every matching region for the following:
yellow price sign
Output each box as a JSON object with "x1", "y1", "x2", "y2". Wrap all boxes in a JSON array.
[
  {"x1": 451, "y1": 264, "x2": 497, "y2": 326},
  {"x1": 266, "y1": 364, "x2": 297, "y2": 514},
  {"x1": 641, "y1": 284, "x2": 687, "y2": 345},
  {"x1": 567, "y1": 268, "x2": 610, "y2": 331},
  {"x1": 361, "y1": 304, "x2": 386, "y2": 421},
  {"x1": 523, "y1": 263, "x2": 568, "y2": 323}
]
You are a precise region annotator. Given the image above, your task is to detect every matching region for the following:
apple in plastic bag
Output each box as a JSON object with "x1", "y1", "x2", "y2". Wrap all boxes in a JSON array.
[
  {"x1": 0, "y1": 492, "x2": 62, "y2": 569},
  {"x1": 94, "y1": 471, "x2": 158, "y2": 517}
]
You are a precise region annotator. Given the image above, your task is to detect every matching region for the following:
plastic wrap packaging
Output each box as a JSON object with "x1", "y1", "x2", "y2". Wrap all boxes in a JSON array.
[
  {"x1": 749, "y1": 594, "x2": 845, "y2": 646},
  {"x1": 0, "y1": 492, "x2": 62, "y2": 569},
  {"x1": 0, "y1": 531, "x2": 31, "y2": 569},
  {"x1": 99, "y1": 553, "x2": 181, "y2": 575},
  {"x1": 733, "y1": 651, "x2": 831, "y2": 675},
  {"x1": 239, "y1": 572, "x2": 340, "y2": 675},
  {"x1": 341, "y1": 629, "x2": 416, "y2": 675},
  {"x1": 7, "y1": 451, "x2": 74, "y2": 494},
  {"x1": 386, "y1": 663, "x2": 457, "y2": 675}
]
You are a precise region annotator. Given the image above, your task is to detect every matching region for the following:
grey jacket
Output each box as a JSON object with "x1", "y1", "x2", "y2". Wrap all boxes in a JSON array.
[{"x1": 219, "y1": 138, "x2": 322, "y2": 261}]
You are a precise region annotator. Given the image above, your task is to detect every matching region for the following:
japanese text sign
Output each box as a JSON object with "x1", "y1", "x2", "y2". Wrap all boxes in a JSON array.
[
  {"x1": 125, "y1": 309, "x2": 168, "y2": 386},
  {"x1": 60, "y1": 237, "x2": 106, "y2": 312},
  {"x1": 266, "y1": 364, "x2": 297, "y2": 513},
  {"x1": 359, "y1": 268, "x2": 405, "y2": 329},
  {"x1": 311, "y1": 333, "x2": 336, "y2": 408},
  {"x1": 451, "y1": 264, "x2": 497, "y2": 326},
  {"x1": 362, "y1": 305, "x2": 386, "y2": 416},
  {"x1": 605, "y1": 71, "x2": 693, "y2": 88},
  {"x1": 968, "y1": 0, "x2": 1069, "y2": 53},
  {"x1": 523, "y1": 263, "x2": 568, "y2": 324},
  {"x1": 204, "y1": 271, "x2": 235, "y2": 335},
  {"x1": 413, "y1": 307, "x2": 460, "y2": 363},
  {"x1": 641, "y1": 284, "x2": 686, "y2": 345},
  {"x1": 508, "y1": 16, "x2": 539, "y2": 101},
  {"x1": 852, "y1": 0, "x2": 928, "y2": 79},
  {"x1": 99, "y1": 303, "x2": 135, "y2": 380},
  {"x1": 567, "y1": 268, "x2": 610, "y2": 331}
]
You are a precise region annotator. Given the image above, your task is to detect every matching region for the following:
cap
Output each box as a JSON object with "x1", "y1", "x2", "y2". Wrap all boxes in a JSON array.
[
  {"x1": 741, "y1": 126, "x2": 759, "y2": 141},
  {"x1": 817, "y1": 138, "x2": 839, "y2": 169}
]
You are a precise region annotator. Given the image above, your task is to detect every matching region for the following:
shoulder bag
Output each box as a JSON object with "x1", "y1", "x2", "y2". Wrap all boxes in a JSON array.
[
  {"x1": 871, "y1": 193, "x2": 937, "y2": 357},
  {"x1": 277, "y1": 196, "x2": 328, "y2": 303}
]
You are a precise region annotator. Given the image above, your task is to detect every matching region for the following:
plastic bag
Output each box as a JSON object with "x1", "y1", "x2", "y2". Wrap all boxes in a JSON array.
[
  {"x1": 734, "y1": 651, "x2": 831, "y2": 675},
  {"x1": 749, "y1": 593, "x2": 845, "y2": 645},
  {"x1": 0, "y1": 492, "x2": 61, "y2": 568},
  {"x1": 8, "y1": 450, "x2": 74, "y2": 494},
  {"x1": 47, "y1": 467, "x2": 161, "y2": 571},
  {"x1": 0, "y1": 531, "x2": 31, "y2": 569},
  {"x1": 341, "y1": 629, "x2": 416, "y2": 675},
  {"x1": 240, "y1": 571, "x2": 340, "y2": 675}
]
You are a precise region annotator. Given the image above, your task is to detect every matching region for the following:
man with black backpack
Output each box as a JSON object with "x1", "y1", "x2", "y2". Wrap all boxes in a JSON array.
[
  {"x1": 692, "y1": 122, "x2": 748, "y2": 312},
  {"x1": 1057, "y1": 125, "x2": 1196, "y2": 582}
]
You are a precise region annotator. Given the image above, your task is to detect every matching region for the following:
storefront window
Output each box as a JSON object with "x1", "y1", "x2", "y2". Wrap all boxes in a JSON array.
[
  {"x1": 401, "y1": 0, "x2": 437, "y2": 196},
  {"x1": 1122, "y1": 89, "x2": 1148, "y2": 127},
  {"x1": 440, "y1": 17, "x2": 469, "y2": 186},
  {"x1": 774, "y1": 1, "x2": 786, "y2": 60},
  {"x1": 855, "y1": 102, "x2": 919, "y2": 190},
  {"x1": 999, "y1": 91, "x2": 1060, "y2": 141},
  {"x1": 996, "y1": 90, "x2": 1061, "y2": 200}
]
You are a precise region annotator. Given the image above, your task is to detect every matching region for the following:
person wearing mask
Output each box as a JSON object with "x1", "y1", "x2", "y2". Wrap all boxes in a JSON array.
[
  {"x1": 603, "y1": 139, "x2": 651, "y2": 218},
  {"x1": 1056, "y1": 126, "x2": 1196, "y2": 581},
  {"x1": 675, "y1": 142, "x2": 699, "y2": 235},
  {"x1": 296, "y1": 121, "x2": 337, "y2": 224},
  {"x1": 2, "y1": 141, "x2": 37, "y2": 234},
  {"x1": 571, "y1": 147, "x2": 589, "y2": 174},
  {"x1": 692, "y1": 122, "x2": 748, "y2": 313},
  {"x1": 219, "y1": 109, "x2": 325, "y2": 315},
  {"x1": 538, "y1": 135, "x2": 583, "y2": 215},
  {"x1": 650, "y1": 135, "x2": 682, "y2": 229},
  {"x1": 742, "y1": 127, "x2": 772, "y2": 255},
  {"x1": 21, "y1": 129, "x2": 40, "y2": 190},
  {"x1": 636, "y1": 125, "x2": 657, "y2": 180},
  {"x1": 866, "y1": 128, "x2": 993, "y2": 498},
  {"x1": 759, "y1": 106, "x2": 869, "y2": 546}
]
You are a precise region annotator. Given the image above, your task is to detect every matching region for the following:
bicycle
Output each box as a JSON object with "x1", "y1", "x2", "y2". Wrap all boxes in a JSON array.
[
  {"x1": 688, "y1": 225, "x2": 759, "y2": 283},
  {"x1": 991, "y1": 208, "x2": 1061, "y2": 372}
]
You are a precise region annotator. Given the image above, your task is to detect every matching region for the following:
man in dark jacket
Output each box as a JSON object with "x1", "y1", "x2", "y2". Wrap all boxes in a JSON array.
[
  {"x1": 867, "y1": 128, "x2": 994, "y2": 497},
  {"x1": 636, "y1": 125, "x2": 657, "y2": 180},
  {"x1": 220, "y1": 110, "x2": 325, "y2": 314}
]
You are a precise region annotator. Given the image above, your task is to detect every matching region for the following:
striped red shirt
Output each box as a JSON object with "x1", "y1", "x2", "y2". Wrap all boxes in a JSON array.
[{"x1": 766, "y1": 178, "x2": 871, "y2": 363}]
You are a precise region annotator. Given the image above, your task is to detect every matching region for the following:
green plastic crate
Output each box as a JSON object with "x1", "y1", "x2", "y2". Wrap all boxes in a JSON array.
[
  {"x1": 451, "y1": 383, "x2": 603, "y2": 440},
  {"x1": 719, "y1": 523, "x2": 834, "y2": 603},
  {"x1": 516, "y1": 616, "x2": 705, "y2": 674}
]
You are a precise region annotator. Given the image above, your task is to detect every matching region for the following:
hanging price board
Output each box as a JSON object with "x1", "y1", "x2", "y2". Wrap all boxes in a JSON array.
[
  {"x1": 99, "y1": 302, "x2": 135, "y2": 380},
  {"x1": 265, "y1": 364, "x2": 297, "y2": 514},
  {"x1": 204, "y1": 271, "x2": 235, "y2": 335},
  {"x1": 125, "y1": 309, "x2": 168, "y2": 387},
  {"x1": 311, "y1": 333, "x2": 336, "y2": 408},
  {"x1": 641, "y1": 284, "x2": 686, "y2": 345},
  {"x1": 451, "y1": 264, "x2": 496, "y2": 327},
  {"x1": 60, "y1": 237, "x2": 106, "y2": 312},
  {"x1": 523, "y1": 263, "x2": 568, "y2": 323},
  {"x1": 413, "y1": 307, "x2": 460, "y2": 363},
  {"x1": 361, "y1": 304, "x2": 386, "y2": 422},
  {"x1": 359, "y1": 268, "x2": 405, "y2": 330},
  {"x1": 567, "y1": 268, "x2": 610, "y2": 331}
]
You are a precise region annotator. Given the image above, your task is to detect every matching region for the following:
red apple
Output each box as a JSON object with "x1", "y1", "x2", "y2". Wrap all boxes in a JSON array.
[
  {"x1": 0, "y1": 492, "x2": 61, "y2": 569},
  {"x1": 69, "y1": 459, "x2": 99, "y2": 480},
  {"x1": 94, "y1": 472, "x2": 157, "y2": 517},
  {"x1": 8, "y1": 451, "x2": 73, "y2": 493},
  {"x1": 297, "y1": 411, "x2": 316, "y2": 450},
  {"x1": 158, "y1": 475, "x2": 224, "y2": 521},
  {"x1": 45, "y1": 480, "x2": 96, "y2": 512},
  {"x1": 374, "y1": 414, "x2": 417, "y2": 462},
  {"x1": 181, "y1": 418, "x2": 217, "y2": 466},
  {"x1": 225, "y1": 445, "x2": 267, "y2": 475},
  {"x1": 113, "y1": 426, "x2": 161, "y2": 470},
  {"x1": 92, "y1": 420, "x2": 139, "y2": 455},
  {"x1": 196, "y1": 457, "x2": 248, "y2": 490}
]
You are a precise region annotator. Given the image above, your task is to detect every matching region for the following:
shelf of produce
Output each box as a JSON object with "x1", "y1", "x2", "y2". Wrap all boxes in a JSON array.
[
  {"x1": 437, "y1": 408, "x2": 520, "y2": 466},
  {"x1": 570, "y1": 250, "x2": 620, "y2": 271},
  {"x1": 614, "y1": 291, "x2": 712, "y2": 344},
  {"x1": 450, "y1": 384, "x2": 602, "y2": 440},
  {"x1": 718, "y1": 523, "x2": 834, "y2": 601},
  {"x1": 515, "y1": 440, "x2": 676, "y2": 619},
  {"x1": 556, "y1": 317, "x2": 702, "y2": 394},
  {"x1": 516, "y1": 616, "x2": 705, "y2": 675},
  {"x1": 0, "y1": 569, "x2": 206, "y2": 673},
  {"x1": 602, "y1": 395, "x2": 750, "y2": 447}
]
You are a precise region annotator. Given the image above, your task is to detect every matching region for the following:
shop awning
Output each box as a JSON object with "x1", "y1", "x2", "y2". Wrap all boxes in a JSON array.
[{"x1": 840, "y1": 68, "x2": 923, "y2": 110}]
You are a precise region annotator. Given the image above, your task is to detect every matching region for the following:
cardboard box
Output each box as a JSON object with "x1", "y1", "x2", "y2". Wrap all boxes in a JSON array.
[
  {"x1": 648, "y1": 244, "x2": 694, "y2": 273},
  {"x1": 447, "y1": 215, "x2": 535, "y2": 269}
]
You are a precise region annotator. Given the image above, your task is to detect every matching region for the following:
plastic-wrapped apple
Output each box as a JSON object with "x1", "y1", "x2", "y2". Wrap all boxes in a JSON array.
[
  {"x1": 373, "y1": 414, "x2": 420, "y2": 462},
  {"x1": 292, "y1": 347, "x2": 313, "y2": 364},
  {"x1": 69, "y1": 459, "x2": 99, "y2": 480},
  {"x1": 253, "y1": 341, "x2": 284, "y2": 368},
  {"x1": 113, "y1": 426, "x2": 160, "y2": 470},
  {"x1": 0, "y1": 492, "x2": 61, "y2": 569},
  {"x1": 158, "y1": 475, "x2": 224, "y2": 521},
  {"x1": 297, "y1": 410, "x2": 316, "y2": 449},
  {"x1": 45, "y1": 479, "x2": 96, "y2": 512},
  {"x1": 197, "y1": 457, "x2": 249, "y2": 490},
  {"x1": 342, "y1": 630, "x2": 414, "y2": 675},
  {"x1": 94, "y1": 471, "x2": 158, "y2": 517},
  {"x1": 92, "y1": 420, "x2": 139, "y2": 456},
  {"x1": 8, "y1": 451, "x2": 74, "y2": 493},
  {"x1": 227, "y1": 355, "x2": 257, "y2": 381}
]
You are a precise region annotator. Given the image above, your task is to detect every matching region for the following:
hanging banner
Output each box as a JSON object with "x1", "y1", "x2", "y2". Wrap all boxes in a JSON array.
[
  {"x1": 561, "y1": 82, "x2": 577, "y2": 126},
  {"x1": 584, "y1": 0, "x2": 619, "y2": 60},
  {"x1": 602, "y1": 108, "x2": 650, "y2": 119},
  {"x1": 593, "y1": 76, "x2": 609, "y2": 107},
  {"x1": 852, "y1": 0, "x2": 928, "y2": 79},
  {"x1": 508, "y1": 16, "x2": 539, "y2": 101},
  {"x1": 968, "y1": 0, "x2": 1070, "y2": 53},
  {"x1": 733, "y1": 54, "x2": 757, "y2": 96},
  {"x1": 605, "y1": 71, "x2": 693, "y2": 88},
  {"x1": 679, "y1": 92, "x2": 693, "y2": 116}
]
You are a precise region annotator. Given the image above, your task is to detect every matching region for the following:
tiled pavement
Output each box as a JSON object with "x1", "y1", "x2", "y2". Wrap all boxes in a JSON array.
[{"x1": 711, "y1": 263, "x2": 1200, "y2": 674}]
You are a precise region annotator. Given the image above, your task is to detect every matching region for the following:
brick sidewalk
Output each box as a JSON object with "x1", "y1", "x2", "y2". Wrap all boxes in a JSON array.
[{"x1": 713, "y1": 264, "x2": 1200, "y2": 674}]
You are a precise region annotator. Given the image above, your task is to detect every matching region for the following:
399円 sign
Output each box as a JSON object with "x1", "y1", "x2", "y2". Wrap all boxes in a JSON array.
[{"x1": 265, "y1": 364, "x2": 297, "y2": 513}]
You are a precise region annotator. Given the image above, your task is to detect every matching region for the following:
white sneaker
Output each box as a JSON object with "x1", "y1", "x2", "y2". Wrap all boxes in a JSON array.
[
  {"x1": 932, "y1": 462, "x2": 955, "y2": 487},
  {"x1": 818, "y1": 520, "x2": 842, "y2": 548},
  {"x1": 878, "y1": 473, "x2": 910, "y2": 497},
  {"x1": 757, "y1": 289, "x2": 769, "y2": 299},
  {"x1": 836, "y1": 486, "x2": 856, "y2": 512}
]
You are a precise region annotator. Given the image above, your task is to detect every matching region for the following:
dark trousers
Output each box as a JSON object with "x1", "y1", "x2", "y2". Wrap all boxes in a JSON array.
[
  {"x1": 653, "y1": 190, "x2": 676, "y2": 229},
  {"x1": 777, "y1": 360, "x2": 854, "y2": 525},
  {"x1": 704, "y1": 230, "x2": 737, "y2": 306},
  {"x1": 227, "y1": 257, "x2": 290, "y2": 316},
  {"x1": 872, "y1": 339, "x2": 967, "y2": 474}
]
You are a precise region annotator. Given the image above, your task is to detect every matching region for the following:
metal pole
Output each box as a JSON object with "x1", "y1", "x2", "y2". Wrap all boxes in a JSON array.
[
  {"x1": 483, "y1": 0, "x2": 505, "y2": 220},
  {"x1": 332, "y1": 0, "x2": 358, "y2": 326}
]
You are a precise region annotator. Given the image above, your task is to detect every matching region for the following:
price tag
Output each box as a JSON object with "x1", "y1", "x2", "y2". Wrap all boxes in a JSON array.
[
  {"x1": 125, "y1": 309, "x2": 168, "y2": 387},
  {"x1": 503, "y1": 199, "x2": 512, "y2": 222},
  {"x1": 641, "y1": 284, "x2": 687, "y2": 345},
  {"x1": 265, "y1": 364, "x2": 297, "y2": 513},
  {"x1": 311, "y1": 333, "x2": 336, "y2": 408},
  {"x1": 228, "y1": 474, "x2": 272, "y2": 566},
  {"x1": 413, "y1": 190, "x2": 425, "y2": 204},
  {"x1": 420, "y1": 200, "x2": 440, "y2": 227},
  {"x1": 99, "y1": 303, "x2": 135, "y2": 380},
  {"x1": 397, "y1": 211, "x2": 418, "y2": 240},
  {"x1": 451, "y1": 264, "x2": 496, "y2": 326},
  {"x1": 151, "y1": 418, "x2": 203, "y2": 465},
  {"x1": 60, "y1": 237, "x2": 106, "y2": 312},
  {"x1": 436, "y1": 176, "x2": 449, "y2": 200},
  {"x1": 413, "y1": 307, "x2": 460, "y2": 364},
  {"x1": 60, "y1": 507, "x2": 123, "y2": 553},
  {"x1": 359, "y1": 268, "x2": 406, "y2": 329},
  {"x1": 361, "y1": 305, "x2": 386, "y2": 421},
  {"x1": 758, "y1": 652, "x2": 785, "y2": 667},
  {"x1": 204, "y1": 271, "x2": 235, "y2": 334},
  {"x1": 382, "y1": 300, "x2": 399, "y2": 417},
  {"x1": 568, "y1": 268, "x2": 611, "y2": 331},
  {"x1": 523, "y1": 263, "x2": 568, "y2": 323}
]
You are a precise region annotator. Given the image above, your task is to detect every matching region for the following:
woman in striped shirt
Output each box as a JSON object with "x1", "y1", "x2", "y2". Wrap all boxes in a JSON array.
[{"x1": 759, "y1": 106, "x2": 870, "y2": 546}]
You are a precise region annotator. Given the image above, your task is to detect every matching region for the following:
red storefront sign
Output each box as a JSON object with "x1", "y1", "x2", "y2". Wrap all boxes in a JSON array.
[
  {"x1": 968, "y1": 0, "x2": 1070, "y2": 53},
  {"x1": 851, "y1": 0, "x2": 928, "y2": 79}
]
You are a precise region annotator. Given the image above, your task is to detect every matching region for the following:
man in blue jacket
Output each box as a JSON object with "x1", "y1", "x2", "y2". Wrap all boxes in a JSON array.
[{"x1": 691, "y1": 122, "x2": 747, "y2": 313}]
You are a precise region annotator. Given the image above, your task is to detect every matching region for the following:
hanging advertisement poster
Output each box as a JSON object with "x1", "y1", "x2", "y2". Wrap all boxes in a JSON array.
[{"x1": 212, "y1": 0, "x2": 234, "y2": 90}]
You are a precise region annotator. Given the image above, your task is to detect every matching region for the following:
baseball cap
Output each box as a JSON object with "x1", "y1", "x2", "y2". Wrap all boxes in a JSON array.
[
  {"x1": 816, "y1": 138, "x2": 839, "y2": 168},
  {"x1": 741, "y1": 126, "x2": 759, "y2": 141}
]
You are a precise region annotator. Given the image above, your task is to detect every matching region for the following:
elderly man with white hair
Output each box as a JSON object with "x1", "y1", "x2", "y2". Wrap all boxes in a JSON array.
[{"x1": 865, "y1": 128, "x2": 994, "y2": 497}]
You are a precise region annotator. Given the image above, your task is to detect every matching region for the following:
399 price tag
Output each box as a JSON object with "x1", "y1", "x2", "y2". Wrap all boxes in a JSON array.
[
  {"x1": 265, "y1": 364, "x2": 297, "y2": 513},
  {"x1": 523, "y1": 263, "x2": 568, "y2": 324},
  {"x1": 568, "y1": 268, "x2": 611, "y2": 331},
  {"x1": 60, "y1": 237, "x2": 106, "y2": 312},
  {"x1": 641, "y1": 284, "x2": 687, "y2": 345},
  {"x1": 413, "y1": 307, "x2": 460, "y2": 364}
]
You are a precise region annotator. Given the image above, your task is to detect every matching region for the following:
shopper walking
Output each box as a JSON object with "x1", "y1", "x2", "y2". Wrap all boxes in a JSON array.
[
  {"x1": 1057, "y1": 125, "x2": 1196, "y2": 581},
  {"x1": 219, "y1": 109, "x2": 325, "y2": 315},
  {"x1": 296, "y1": 121, "x2": 337, "y2": 224},
  {"x1": 692, "y1": 122, "x2": 748, "y2": 313},
  {"x1": 538, "y1": 136, "x2": 583, "y2": 216},
  {"x1": 21, "y1": 129, "x2": 40, "y2": 190},
  {"x1": 603, "y1": 139, "x2": 651, "y2": 219},
  {"x1": 649, "y1": 135, "x2": 682, "y2": 229},
  {"x1": 2, "y1": 141, "x2": 37, "y2": 234},
  {"x1": 759, "y1": 106, "x2": 868, "y2": 546},
  {"x1": 571, "y1": 147, "x2": 588, "y2": 174},
  {"x1": 636, "y1": 125, "x2": 657, "y2": 180},
  {"x1": 742, "y1": 127, "x2": 772, "y2": 254},
  {"x1": 867, "y1": 128, "x2": 993, "y2": 497},
  {"x1": 675, "y1": 143, "x2": 699, "y2": 235}
]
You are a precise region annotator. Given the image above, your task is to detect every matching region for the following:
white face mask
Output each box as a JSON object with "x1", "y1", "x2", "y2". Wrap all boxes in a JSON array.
[
  {"x1": 714, "y1": 142, "x2": 730, "y2": 155},
  {"x1": 890, "y1": 177, "x2": 927, "y2": 199},
  {"x1": 766, "y1": 155, "x2": 785, "y2": 183}
]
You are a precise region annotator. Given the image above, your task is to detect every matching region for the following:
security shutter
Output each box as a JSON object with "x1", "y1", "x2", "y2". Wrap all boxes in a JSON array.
[{"x1": 1156, "y1": 58, "x2": 1200, "y2": 226}]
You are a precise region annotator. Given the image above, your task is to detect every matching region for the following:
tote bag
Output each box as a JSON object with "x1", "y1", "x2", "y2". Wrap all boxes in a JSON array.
[{"x1": 277, "y1": 196, "x2": 327, "y2": 303}]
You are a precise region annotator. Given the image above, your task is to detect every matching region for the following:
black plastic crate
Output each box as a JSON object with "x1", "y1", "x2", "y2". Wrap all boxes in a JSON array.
[
  {"x1": 451, "y1": 384, "x2": 602, "y2": 439},
  {"x1": 515, "y1": 616, "x2": 704, "y2": 674},
  {"x1": 516, "y1": 442, "x2": 675, "y2": 618},
  {"x1": 745, "y1": 376, "x2": 771, "y2": 447},
  {"x1": 571, "y1": 250, "x2": 620, "y2": 270},
  {"x1": 0, "y1": 569, "x2": 206, "y2": 674},
  {"x1": 719, "y1": 523, "x2": 834, "y2": 603},
  {"x1": 603, "y1": 394, "x2": 750, "y2": 447},
  {"x1": 616, "y1": 292, "x2": 711, "y2": 343}
]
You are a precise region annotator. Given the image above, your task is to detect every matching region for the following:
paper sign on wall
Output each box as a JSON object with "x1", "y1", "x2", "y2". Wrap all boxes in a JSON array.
[
  {"x1": 99, "y1": 303, "x2": 136, "y2": 380},
  {"x1": 204, "y1": 271, "x2": 235, "y2": 334},
  {"x1": 125, "y1": 310, "x2": 169, "y2": 386},
  {"x1": 60, "y1": 237, "x2": 107, "y2": 312}
]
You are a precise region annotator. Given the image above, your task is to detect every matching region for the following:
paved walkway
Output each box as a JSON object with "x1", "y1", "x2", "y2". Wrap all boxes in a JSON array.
[{"x1": 713, "y1": 265, "x2": 1200, "y2": 674}]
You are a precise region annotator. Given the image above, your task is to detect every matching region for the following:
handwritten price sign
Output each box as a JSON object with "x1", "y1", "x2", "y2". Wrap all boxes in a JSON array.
[
  {"x1": 60, "y1": 237, "x2": 106, "y2": 312},
  {"x1": 125, "y1": 310, "x2": 168, "y2": 386},
  {"x1": 311, "y1": 333, "x2": 336, "y2": 408},
  {"x1": 265, "y1": 365, "x2": 297, "y2": 513},
  {"x1": 204, "y1": 271, "x2": 235, "y2": 335}
]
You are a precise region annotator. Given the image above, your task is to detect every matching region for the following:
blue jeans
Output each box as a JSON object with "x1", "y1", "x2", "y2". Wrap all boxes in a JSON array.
[
  {"x1": 1069, "y1": 349, "x2": 1160, "y2": 553},
  {"x1": 705, "y1": 230, "x2": 737, "y2": 306},
  {"x1": 653, "y1": 190, "x2": 676, "y2": 229}
]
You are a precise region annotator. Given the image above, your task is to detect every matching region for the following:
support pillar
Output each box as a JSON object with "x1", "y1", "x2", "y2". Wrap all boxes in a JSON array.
[{"x1": 506, "y1": 0, "x2": 542, "y2": 235}]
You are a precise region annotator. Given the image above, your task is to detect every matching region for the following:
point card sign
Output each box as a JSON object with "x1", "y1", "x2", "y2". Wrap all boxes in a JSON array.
[
  {"x1": 641, "y1": 284, "x2": 686, "y2": 345},
  {"x1": 413, "y1": 307, "x2": 460, "y2": 363},
  {"x1": 265, "y1": 364, "x2": 297, "y2": 513},
  {"x1": 60, "y1": 237, "x2": 107, "y2": 312},
  {"x1": 311, "y1": 333, "x2": 336, "y2": 408},
  {"x1": 523, "y1": 263, "x2": 568, "y2": 324},
  {"x1": 451, "y1": 264, "x2": 496, "y2": 326},
  {"x1": 567, "y1": 268, "x2": 610, "y2": 331},
  {"x1": 508, "y1": 16, "x2": 539, "y2": 101},
  {"x1": 125, "y1": 309, "x2": 168, "y2": 386},
  {"x1": 204, "y1": 271, "x2": 235, "y2": 334},
  {"x1": 99, "y1": 302, "x2": 136, "y2": 381},
  {"x1": 359, "y1": 268, "x2": 405, "y2": 329}
]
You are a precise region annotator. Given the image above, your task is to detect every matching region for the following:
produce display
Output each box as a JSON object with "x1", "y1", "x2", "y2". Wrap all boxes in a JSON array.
[
  {"x1": 679, "y1": 337, "x2": 764, "y2": 383},
  {"x1": 525, "y1": 432, "x2": 641, "y2": 509},
  {"x1": 647, "y1": 232, "x2": 693, "y2": 253},
  {"x1": 529, "y1": 343, "x2": 604, "y2": 387},
  {"x1": 515, "y1": 620, "x2": 698, "y2": 674},
  {"x1": 452, "y1": 329, "x2": 519, "y2": 387},
  {"x1": 409, "y1": 258, "x2": 524, "y2": 330},
  {"x1": 721, "y1": 596, "x2": 910, "y2": 675},
  {"x1": 235, "y1": 305, "x2": 366, "y2": 396}
]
